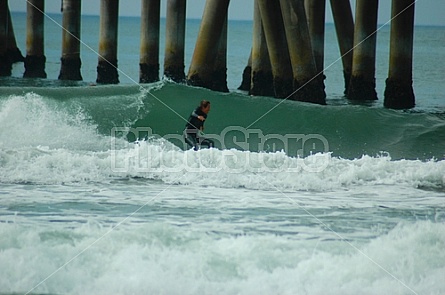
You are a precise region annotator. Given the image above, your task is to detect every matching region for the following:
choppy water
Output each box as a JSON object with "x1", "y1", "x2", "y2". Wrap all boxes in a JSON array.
[{"x1": 0, "y1": 12, "x2": 444, "y2": 295}]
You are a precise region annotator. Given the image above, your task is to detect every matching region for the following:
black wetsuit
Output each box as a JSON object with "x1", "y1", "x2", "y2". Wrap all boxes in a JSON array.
[
  {"x1": 186, "y1": 107, "x2": 207, "y2": 131},
  {"x1": 184, "y1": 107, "x2": 214, "y2": 150}
]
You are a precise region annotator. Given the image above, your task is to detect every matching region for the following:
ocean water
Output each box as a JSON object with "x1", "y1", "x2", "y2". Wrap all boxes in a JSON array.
[{"x1": 1, "y1": 12, "x2": 445, "y2": 295}]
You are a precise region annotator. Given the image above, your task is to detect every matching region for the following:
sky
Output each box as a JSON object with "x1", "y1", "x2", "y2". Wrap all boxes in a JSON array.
[{"x1": 8, "y1": 0, "x2": 445, "y2": 27}]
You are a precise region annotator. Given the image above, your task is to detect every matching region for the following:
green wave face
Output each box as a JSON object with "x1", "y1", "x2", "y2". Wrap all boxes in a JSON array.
[
  {"x1": 129, "y1": 83, "x2": 445, "y2": 160},
  {"x1": 1, "y1": 82, "x2": 444, "y2": 160}
]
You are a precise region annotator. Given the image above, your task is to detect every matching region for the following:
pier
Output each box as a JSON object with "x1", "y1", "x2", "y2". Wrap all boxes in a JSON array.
[
  {"x1": 384, "y1": 0, "x2": 416, "y2": 109},
  {"x1": 24, "y1": 0, "x2": 47, "y2": 78},
  {"x1": 1, "y1": 0, "x2": 417, "y2": 109},
  {"x1": 187, "y1": 0, "x2": 229, "y2": 91},
  {"x1": 347, "y1": 0, "x2": 379, "y2": 101},
  {"x1": 163, "y1": 0, "x2": 186, "y2": 82},
  {"x1": 139, "y1": 0, "x2": 160, "y2": 83},
  {"x1": 96, "y1": 0, "x2": 119, "y2": 84},
  {"x1": 59, "y1": 0, "x2": 82, "y2": 81}
]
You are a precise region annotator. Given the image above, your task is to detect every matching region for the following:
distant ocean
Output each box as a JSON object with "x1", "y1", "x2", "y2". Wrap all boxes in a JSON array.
[{"x1": 1, "y1": 12, "x2": 444, "y2": 295}]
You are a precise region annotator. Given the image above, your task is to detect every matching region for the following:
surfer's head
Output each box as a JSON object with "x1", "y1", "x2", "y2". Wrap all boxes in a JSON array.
[{"x1": 200, "y1": 100, "x2": 211, "y2": 114}]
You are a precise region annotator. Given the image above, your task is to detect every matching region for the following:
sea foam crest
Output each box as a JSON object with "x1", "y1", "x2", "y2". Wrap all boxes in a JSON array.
[
  {"x1": 1, "y1": 132, "x2": 444, "y2": 189},
  {"x1": 118, "y1": 140, "x2": 444, "y2": 191},
  {"x1": 1, "y1": 94, "x2": 443, "y2": 189},
  {"x1": 0, "y1": 93, "x2": 106, "y2": 150}
]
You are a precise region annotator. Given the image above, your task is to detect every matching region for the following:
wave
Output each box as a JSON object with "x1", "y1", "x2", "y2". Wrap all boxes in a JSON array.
[
  {"x1": 3, "y1": 143, "x2": 443, "y2": 190},
  {"x1": 0, "y1": 84, "x2": 444, "y2": 188},
  {"x1": 1, "y1": 135, "x2": 443, "y2": 191},
  {"x1": 0, "y1": 220, "x2": 444, "y2": 294},
  {"x1": 6, "y1": 81, "x2": 444, "y2": 160},
  {"x1": 132, "y1": 83, "x2": 445, "y2": 161}
]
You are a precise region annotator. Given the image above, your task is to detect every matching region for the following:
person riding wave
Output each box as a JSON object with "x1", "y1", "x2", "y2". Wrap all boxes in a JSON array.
[{"x1": 184, "y1": 100, "x2": 215, "y2": 151}]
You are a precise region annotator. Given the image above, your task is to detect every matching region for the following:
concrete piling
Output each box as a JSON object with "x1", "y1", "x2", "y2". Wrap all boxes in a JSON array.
[
  {"x1": 140, "y1": 0, "x2": 160, "y2": 83},
  {"x1": 96, "y1": 0, "x2": 119, "y2": 84},
  {"x1": 187, "y1": 0, "x2": 230, "y2": 91},
  {"x1": 384, "y1": 0, "x2": 415, "y2": 109},
  {"x1": 58, "y1": 0, "x2": 82, "y2": 81},
  {"x1": 305, "y1": 0, "x2": 326, "y2": 74},
  {"x1": 329, "y1": 0, "x2": 354, "y2": 94},
  {"x1": 9, "y1": 0, "x2": 419, "y2": 109},
  {"x1": 210, "y1": 16, "x2": 229, "y2": 92},
  {"x1": 250, "y1": 0, "x2": 274, "y2": 97},
  {"x1": 280, "y1": 0, "x2": 326, "y2": 104},
  {"x1": 6, "y1": 7, "x2": 25, "y2": 64},
  {"x1": 257, "y1": 0, "x2": 293, "y2": 98},
  {"x1": 164, "y1": 0, "x2": 186, "y2": 82},
  {"x1": 348, "y1": 0, "x2": 379, "y2": 100},
  {"x1": 0, "y1": 0, "x2": 12, "y2": 76},
  {"x1": 24, "y1": 0, "x2": 46, "y2": 78},
  {"x1": 238, "y1": 50, "x2": 252, "y2": 91}
]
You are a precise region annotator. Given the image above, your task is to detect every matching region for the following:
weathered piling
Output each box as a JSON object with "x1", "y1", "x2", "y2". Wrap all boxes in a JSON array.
[
  {"x1": 238, "y1": 50, "x2": 252, "y2": 91},
  {"x1": 250, "y1": 0, "x2": 274, "y2": 97},
  {"x1": 304, "y1": 0, "x2": 326, "y2": 74},
  {"x1": 329, "y1": 0, "x2": 354, "y2": 94},
  {"x1": 96, "y1": 0, "x2": 119, "y2": 84},
  {"x1": 257, "y1": 0, "x2": 293, "y2": 98},
  {"x1": 280, "y1": 0, "x2": 326, "y2": 104},
  {"x1": 348, "y1": 0, "x2": 378, "y2": 100},
  {"x1": 0, "y1": 0, "x2": 12, "y2": 76},
  {"x1": 384, "y1": 0, "x2": 415, "y2": 109},
  {"x1": 164, "y1": 0, "x2": 186, "y2": 82},
  {"x1": 140, "y1": 0, "x2": 160, "y2": 83},
  {"x1": 6, "y1": 7, "x2": 25, "y2": 63},
  {"x1": 58, "y1": 0, "x2": 82, "y2": 81},
  {"x1": 187, "y1": 0, "x2": 230, "y2": 91},
  {"x1": 210, "y1": 16, "x2": 229, "y2": 92},
  {"x1": 24, "y1": 0, "x2": 47, "y2": 78}
]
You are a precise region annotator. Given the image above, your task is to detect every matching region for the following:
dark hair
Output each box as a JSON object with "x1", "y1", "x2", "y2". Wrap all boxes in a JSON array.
[{"x1": 200, "y1": 100, "x2": 210, "y2": 108}]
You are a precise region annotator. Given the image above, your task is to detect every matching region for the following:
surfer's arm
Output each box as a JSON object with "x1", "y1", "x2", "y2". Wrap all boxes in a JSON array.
[{"x1": 191, "y1": 110, "x2": 205, "y2": 121}]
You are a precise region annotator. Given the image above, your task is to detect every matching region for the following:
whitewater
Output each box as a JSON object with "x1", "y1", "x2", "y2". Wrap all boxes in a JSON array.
[
  {"x1": 0, "y1": 12, "x2": 444, "y2": 295},
  {"x1": 1, "y1": 87, "x2": 444, "y2": 295}
]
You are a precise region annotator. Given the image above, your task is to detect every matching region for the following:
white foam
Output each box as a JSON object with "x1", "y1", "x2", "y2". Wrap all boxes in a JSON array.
[
  {"x1": 1, "y1": 93, "x2": 444, "y2": 190},
  {"x1": 0, "y1": 221, "x2": 443, "y2": 294},
  {"x1": 1, "y1": 133, "x2": 444, "y2": 190},
  {"x1": 0, "y1": 93, "x2": 107, "y2": 150},
  {"x1": 94, "y1": 139, "x2": 445, "y2": 191}
]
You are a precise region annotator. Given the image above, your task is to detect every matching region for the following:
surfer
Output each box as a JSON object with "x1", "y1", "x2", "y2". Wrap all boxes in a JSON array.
[{"x1": 184, "y1": 100, "x2": 215, "y2": 150}]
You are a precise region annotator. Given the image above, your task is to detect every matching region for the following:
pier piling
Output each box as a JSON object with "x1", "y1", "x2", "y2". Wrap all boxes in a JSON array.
[
  {"x1": 6, "y1": 6, "x2": 25, "y2": 64},
  {"x1": 24, "y1": 0, "x2": 46, "y2": 78},
  {"x1": 257, "y1": 0, "x2": 293, "y2": 98},
  {"x1": 305, "y1": 0, "x2": 326, "y2": 75},
  {"x1": 58, "y1": 0, "x2": 82, "y2": 81},
  {"x1": 0, "y1": 0, "x2": 12, "y2": 76},
  {"x1": 280, "y1": 0, "x2": 326, "y2": 104},
  {"x1": 164, "y1": 0, "x2": 186, "y2": 82},
  {"x1": 140, "y1": 0, "x2": 160, "y2": 83},
  {"x1": 238, "y1": 50, "x2": 252, "y2": 91},
  {"x1": 187, "y1": 0, "x2": 230, "y2": 91},
  {"x1": 7, "y1": 0, "x2": 420, "y2": 109},
  {"x1": 250, "y1": 0, "x2": 274, "y2": 97},
  {"x1": 329, "y1": 0, "x2": 354, "y2": 94},
  {"x1": 96, "y1": 0, "x2": 119, "y2": 84},
  {"x1": 384, "y1": 0, "x2": 415, "y2": 109},
  {"x1": 210, "y1": 16, "x2": 229, "y2": 92},
  {"x1": 348, "y1": 0, "x2": 379, "y2": 100}
]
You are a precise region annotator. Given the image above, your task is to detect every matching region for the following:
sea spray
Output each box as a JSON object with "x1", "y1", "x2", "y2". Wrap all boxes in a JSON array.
[{"x1": 0, "y1": 220, "x2": 443, "y2": 294}]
